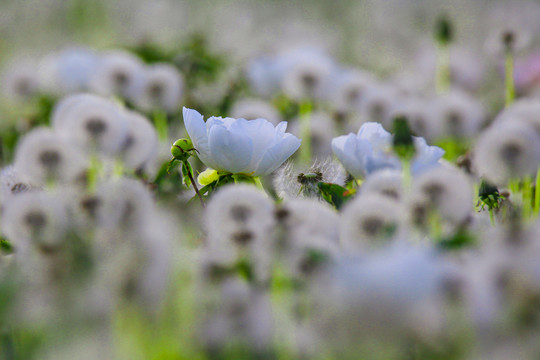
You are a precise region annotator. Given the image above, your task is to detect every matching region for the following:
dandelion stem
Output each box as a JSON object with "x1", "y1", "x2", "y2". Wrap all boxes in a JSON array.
[
  {"x1": 505, "y1": 51, "x2": 515, "y2": 106},
  {"x1": 489, "y1": 209, "x2": 496, "y2": 226},
  {"x1": 436, "y1": 43, "x2": 451, "y2": 94},
  {"x1": 535, "y1": 166, "x2": 540, "y2": 215},
  {"x1": 153, "y1": 110, "x2": 169, "y2": 142},
  {"x1": 299, "y1": 101, "x2": 312, "y2": 165}
]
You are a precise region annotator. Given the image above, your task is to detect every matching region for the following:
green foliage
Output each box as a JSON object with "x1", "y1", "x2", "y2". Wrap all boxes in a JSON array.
[{"x1": 317, "y1": 182, "x2": 356, "y2": 210}]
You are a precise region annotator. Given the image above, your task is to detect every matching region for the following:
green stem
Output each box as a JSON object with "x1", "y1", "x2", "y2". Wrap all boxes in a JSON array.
[
  {"x1": 253, "y1": 176, "x2": 264, "y2": 191},
  {"x1": 436, "y1": 43, "x2": 451, "y2": 94},
  {"x1": 153, "y1": 110, "x2": 169, "y2": 142},
  {"x1": 523, "y1": 176, "x2": 533, "y2": 219},
  {"x1": 87, "y1": 155, "x2": 102, "y2": 194},
  {"x1": 489, "y1": 209, "x2": 496, "y2": 226},
  {"x1": 505, "y1": 51, "x2": 515, "y2": 106},
  {"x1": 299, "y1": 101, "x2": 312, "y2": 165},
  {"x1": 535, "y1": 166, "x2": 540, "y2": 215},
  {"x1": 402, "y1": 159, "x2": 412, "y2": 195}
]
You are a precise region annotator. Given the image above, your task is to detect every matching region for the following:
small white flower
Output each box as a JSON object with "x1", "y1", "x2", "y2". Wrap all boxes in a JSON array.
[
  {"x1": 331, "y1": 122, "x2": 444, "y2": 179},
  {"x1": 184, "y1": 107, "x2": 301, "y2": 176}
]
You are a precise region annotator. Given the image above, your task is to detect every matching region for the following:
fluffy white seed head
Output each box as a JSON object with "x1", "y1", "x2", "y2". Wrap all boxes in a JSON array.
[
  {"x1": 131, "y1": 63, "x2": 183, "y2": 113},
  {"x1": 474, "y1": 121, "x2": 540, "y2": 186},
  {"x1": 53, "y1": 95, "x2": 129, "y2": 156},
  {"x1": 230, "y1": 99, "x2": 281, "y2": 125},
  {"x1": 1, "y1": 190, "x2": 68, "y2": 251},
  {"x1": 89, "y1": 50, "x2": 144, "y2": 99},
  {"x1": 273, "y1": 159, "x2": 346, "y2": 201},
  {"x1": 289, "y1": 111, "x2": 335, "y2": 158},
  {"x1": 95, "y1": 178, "x2": 155, "y2": 233},
  {"x1": 388, "y1": 96, "x2": 437, "y2": 141},
  {"x1": 119, "y1": 110, "x2": 159, "y2": 171},
  {"x1": 276, "y1": 198, "x2": 340, "y2": 248},
  {"x1": 408, "y1": 167, "x2": 473, "y2": 228},
  {"x1": 340, "y1": 193, "x2": 403, "y2": 251},
  {"x1": 1, "y1": 59, "x2": 40, "y2": 102},
  {"x1": 359, "y1": 84, "x2": 401, "y2": 128},
  {"x1": 360, "y1": 169, "x2": 404, "y2": 201},
  {"x1": 432, "y1": 91, "x2": 485, "y2": 139},
  {"x1": 14, "y1": 127, "x2": 88, "y2": 186},
  {"x1": 0, "y1": 166, "x2": 33, "y2": 200}
]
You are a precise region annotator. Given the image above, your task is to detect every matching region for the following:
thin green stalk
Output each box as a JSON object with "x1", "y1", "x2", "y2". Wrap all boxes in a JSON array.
[
  {"x1": 299, "y1": 101, "x2": 312, "y2": 165},
  {"x1": 522, "y1": 176, "x2": 533, "y2": 219},
  {"x1": 535, "y1": 166, "x2": 540, "y2": 215},
  {"x1": 253, "y1": 176, "x2": 265, "y2": 191},
  {"x1": 488, "y1": 209, "x2": 496, "y2": 226},
  {"x1": 505, "y1": 51, "x2": 515, "y2": 106},
  {"x1": 153, "y1": 110, "x2": 169, "y2": 142},
  {"x1": 436, "y1": 43, "x2": 451, "y2": 94},
  {"x1": 87, "y1": 155, "x2": 102, "y2": 194}
]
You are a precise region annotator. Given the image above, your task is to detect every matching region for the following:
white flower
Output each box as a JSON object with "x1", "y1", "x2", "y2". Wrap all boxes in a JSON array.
[
  {"x1": 360, "y1": 169, "x2": 404, "y2": 201},
  {"x1": 184, "y1": 107, "x2": 301, "y2": 176},
  {"x1": 331, "y1": 122, "x2": 444, "y2": 179}
]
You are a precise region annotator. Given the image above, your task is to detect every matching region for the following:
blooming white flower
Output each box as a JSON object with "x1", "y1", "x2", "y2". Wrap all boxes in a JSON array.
[
  {"x1": 183, "y1": 107, "x2": 301, "y2": 176},
  {"x1": 331, "y1": 122, "x2": 444, "y2": 179}
]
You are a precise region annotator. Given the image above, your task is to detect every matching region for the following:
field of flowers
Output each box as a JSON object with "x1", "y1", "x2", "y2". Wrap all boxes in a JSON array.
[{"x1": 2, "y1": 0, "x2": 540, "y2": 359}]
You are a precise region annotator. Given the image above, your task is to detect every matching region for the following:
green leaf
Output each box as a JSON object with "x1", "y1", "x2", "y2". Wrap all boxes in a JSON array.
[
  {"x1": 317, "y1": 182, "x2": 355, "y2": 210},
  {"x1": 181, "y1": 161, "x2": 193, "y2": 187}
]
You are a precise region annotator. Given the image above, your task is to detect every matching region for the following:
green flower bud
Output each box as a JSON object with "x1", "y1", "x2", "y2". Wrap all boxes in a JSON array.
[
  {"x1": 171, "y1": 138, "x2": 193, "y2": 160},
  {"x1": 392, "y1": 116, "x2": 416, "y2": 161},
  {"x1": 198, "y1": 168, "x2": 219, "y2": 186},
  {"x1": 435, "y1": 14, "x2": 453, "y2": 45}
]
